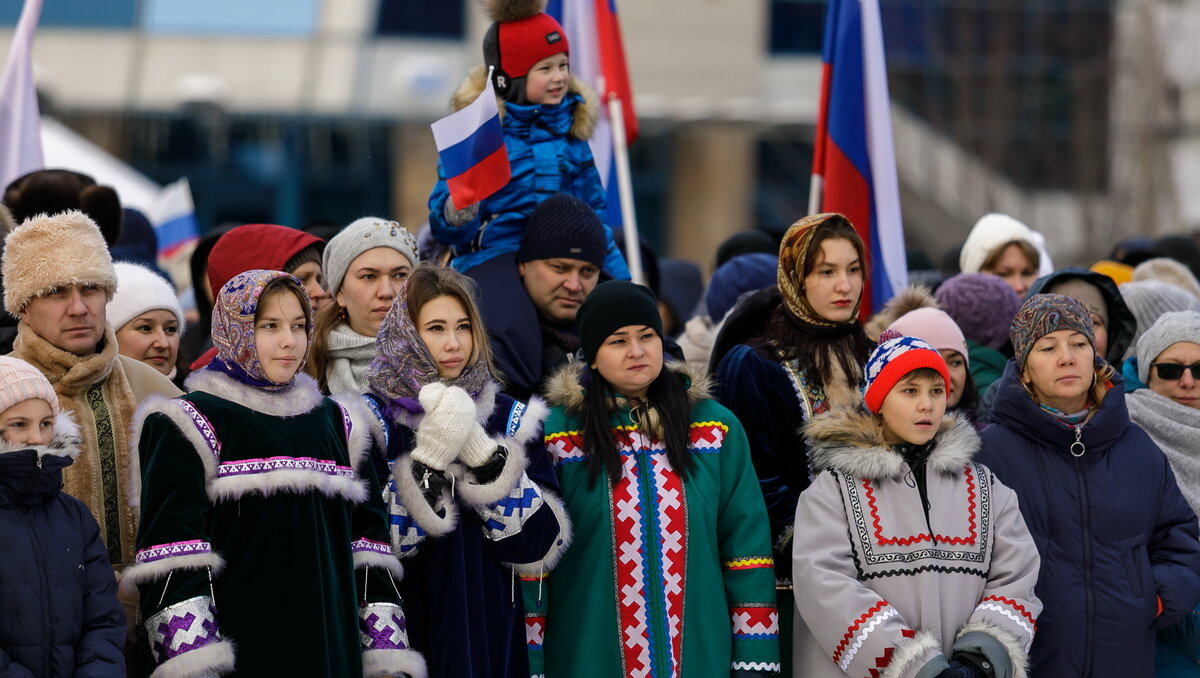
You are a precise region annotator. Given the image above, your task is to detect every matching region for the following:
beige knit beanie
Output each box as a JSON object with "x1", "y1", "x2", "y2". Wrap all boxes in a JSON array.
[
  {"x1": 0, "y1": 355, "x2": 59, "y2": 416},
  {"x1": 0, "y1": 210, "x2": 117, "y2": 315}
]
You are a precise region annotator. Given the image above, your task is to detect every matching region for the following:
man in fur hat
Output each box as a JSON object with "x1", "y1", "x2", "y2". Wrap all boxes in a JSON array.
[{"x1": 2, "y1": 210, "x2": 180, "y2": 570}]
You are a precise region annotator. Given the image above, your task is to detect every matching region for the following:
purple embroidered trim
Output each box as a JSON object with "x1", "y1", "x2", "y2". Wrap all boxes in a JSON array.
[
  {"x1": 359, "y1": 603, "x2": 410, "y2": 651},
  {"x1": 338, "y1": 403, "x2": 353, "y2": 442},
  {"x1": 177, "y1": 399, "x2": 221, "y2": 463},
  {"x1": 216, "y1": 456, "x2": 356, "y2": 479},
  {"x1": 351, "y1": 538, "x2": 392, "y2": 556},
  {"x1": 136, "y1": 540, "x2": 212, "y2": 565},
  {"x1": 146, "y1": 596, "x2": 222, "y2": 663}
]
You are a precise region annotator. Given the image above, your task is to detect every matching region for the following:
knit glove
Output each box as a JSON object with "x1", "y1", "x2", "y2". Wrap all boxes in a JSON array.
[
  {"x1": 412, "y1": 384, "x2": 476, "y2": 471},
  {"x1": 458, "y1": 421, "x2": 500, "y2": 469}
]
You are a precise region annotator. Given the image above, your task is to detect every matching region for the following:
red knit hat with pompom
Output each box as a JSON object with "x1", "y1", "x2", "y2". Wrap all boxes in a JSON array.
[{"x1": 482, "y1": 0, "x2": 569, "y2": 101}]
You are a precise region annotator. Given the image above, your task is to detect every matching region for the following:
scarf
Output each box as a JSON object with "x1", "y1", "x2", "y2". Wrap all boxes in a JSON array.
[
  {"x1": 1127, "y1": 389, "x2": 1200, "y2": 515},
  {"x1": 209, "y1": 269, "x2": 313, "y2": 392},
  {"x1": 325, "y1": 323, "x2": 376, "y2": 395},
  {"x1": 366, "y1": 280, "x2": 490, "y2": 416},
  {"x1": 776, "y1": 214, "x2": 864, "y2": 327}
]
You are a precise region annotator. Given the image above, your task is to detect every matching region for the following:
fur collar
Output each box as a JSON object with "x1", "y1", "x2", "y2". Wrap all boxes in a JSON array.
[
  {"x1": 11, "y1": 322, "x2": 118, "y2": 397},
  {"x1": 543, "y1": 361, "x2": 712, "y2": 412},
  {"x1": 864, "y1": 285, "x2": 938, "y2": 342},
  {"x1": 805, "y1": 409, "x2": 980, "y2": 481},
  {"x1": 184, "y1": 369, "x2": 325, "y2": 417},
  {"x1": 0, "y1": 410, "x2": 82, "y2": 458},
  {"x1": 450, "y1": 65, "x2": 598, "y2": 141}
]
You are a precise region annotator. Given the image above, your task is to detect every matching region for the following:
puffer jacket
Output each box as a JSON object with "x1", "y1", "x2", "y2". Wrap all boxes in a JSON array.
[
  {"x1": 793, "y1": 410, "x2": 1040, "y2": 678},
  {"x1": 427, "y1": 66, "x2": 628, "y2": 279},
  {"x1": 0, "y1": 413, "x2": 125, "y2": 678},
  {"x1": 979, "y1": 361, "x2": 1200, "y2": 676}
]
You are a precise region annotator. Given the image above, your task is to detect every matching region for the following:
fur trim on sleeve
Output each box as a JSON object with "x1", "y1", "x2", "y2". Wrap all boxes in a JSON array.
[
  {"x1": 148, "y1": 639, "x2": 236, "y2": 678},
  {"x1": 511, "y1": 488, "x2": 574, "y2": 574},
  {"x1": 881, "y1": 629, "x2": 942, "y2": 678},
  {"x1": 390, "y1": 454, "x2": 459, "y2": 537},
  {"x1": 332, "y1": 391, "x2": 377, "y2": 479},
  {"x1": 128, "y1": 395, "x2": 218, "y2": 510},
  {"x1": 451, "y1": 439, "x2": 530, "y2": 508},
  {"x1": 352, "y1": 548, "x2": 405, "y2": 582},
  {"x1": 363, "y1": 647, "x2": 427, "y2": 678},
  {"x1": 954, "y1": 620, "x2": 1030, "y2": 678},
  {"x1": 121, "y1": 549, "x2": 226, "y2": 591}
]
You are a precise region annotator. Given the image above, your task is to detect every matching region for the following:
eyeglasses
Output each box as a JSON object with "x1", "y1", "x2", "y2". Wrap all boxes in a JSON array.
[{"x1": 1152, "y1": 363, "x2": 1200, "y2": 380}]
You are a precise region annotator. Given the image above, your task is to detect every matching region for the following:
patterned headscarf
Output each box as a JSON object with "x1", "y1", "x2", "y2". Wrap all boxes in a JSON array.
[
  {"x1": 1010, "y1": 293, "x2": 1095, "y2": 372},
  {"x1": 366, "y1": 280, "x2": 490, "y2": 414},
  {"x1": 777, "y1": 213, "x2": 863, "y2": 327},
  {"x1": 210, "y1": 269, "x2": 314, "y2": 392}
]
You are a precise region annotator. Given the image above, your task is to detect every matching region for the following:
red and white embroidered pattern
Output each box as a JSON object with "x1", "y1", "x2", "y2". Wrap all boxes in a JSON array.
[
  {"x1": 525, "y1": 614, "x2": 546, "y2": 649},
  {"x1": 863, "y1": 464, "x2": 979, "y2": 546},
  {"x1": 650, "y1": 448, "x2": 686, "y2": 676},
  {"x1": 833, "y1": 600, "x2": 897, "y2": 672},
  {"x1": 688, "y1": 422, "x2": 728, "y2": 453},
  {"x1": 545, "y1": 431, "x2": 585, "y2": 465},
  {"x1": 730, "y1": 607, "x2": 779, "y2": 638},
  {"x1": 977, "y1": 595, "x2": 1036, "y2": 649},
  {"x1": 613, "y1": 449, "x2": 653, "y2": 676}
]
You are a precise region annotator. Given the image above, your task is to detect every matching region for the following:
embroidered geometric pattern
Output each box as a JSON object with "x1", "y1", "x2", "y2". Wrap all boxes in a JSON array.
[
  {"x1": 525, "y1": 613, "x2": 546, "y2": 650},
  {"x1": 545, "y1": 430, "x2": 585, "y2": 465},
  {"x1": 506, "y1": 399, "x2": 527, "y2": 437},
  {"x1": 361, "y1": 394, "x2": 389, "y2": 448},
  {"x1": 723, "y1": 556, "x2": 774, "y2": 571},
  {"x1": 178, "y1": 399, "x2": 222, "y2": 463},
  {"x1": 136, "y1": 540, "x2": 212, "y2": 565},
  {"x1": 612, "y1": 451, "x2": 653, "y2": 677},
  {"x1": 651, "y1": 448, "x2": 687, "y2": 676},
  {"x1": 359, "y1": 603, "x2": 410, "y2": 651},
  {"x1": 832, "y1": 600, "x2": 896, "y2": 671},
  {"x1": 978, "y1": 596, "x2": 1037, "y2": 649},
  {"x1": 863, "y1": 464, "x2": 978, "y2": 546},
  {"x1": 216, "y1": 455, "x2": 357, "y2": 479},
  {"x1": 337, "y1": 402, "x2": 353, "y2": 444},
  {"x1": 479, "y1": 472, "x2": 544, "y2": 541},
  {"x1": 350, "y1": 538, "x2": 392, "y2": 557},
  {"x1": 732, "y1": 661, "x2": 783, "y2": 672},
  {"x1": 731, "y1": 606, "x2": 779, "y2": 639},
  {"x1": 688, "y1": 422, "x2": 728, "y2": 453},
  {"x1": 145, "y1": 595, "x2": 223, "y2": 663}
]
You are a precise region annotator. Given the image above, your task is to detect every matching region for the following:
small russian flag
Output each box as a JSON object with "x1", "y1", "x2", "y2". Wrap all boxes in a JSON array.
[{"x1": 431, "y1": 69, "x2": 511, "y2": 211}]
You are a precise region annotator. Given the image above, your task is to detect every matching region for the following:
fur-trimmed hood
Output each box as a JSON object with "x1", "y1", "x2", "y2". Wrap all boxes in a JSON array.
[
  {"x1": 543, "y1": 360, "x2": 712, "y2": 412},
  {"x1": 0, "y1": 411, "x2": 83, "y2": 505},
  {"x1": 864, "y1": 285, "x2": 938, "y2": 342},
  {"x1": 450, "y1": 65, "x2": 598, "y2": 142},
  {"x1": 805, "y1": 408, "x2": 980, "y2": 481}
]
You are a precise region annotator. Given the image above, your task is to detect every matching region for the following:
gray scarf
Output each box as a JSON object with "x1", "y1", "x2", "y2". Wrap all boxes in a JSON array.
[
  {"x1": 325, "y1": 323, "x2": 376, "y2": 394},
  {"x1": 1127, "y1": 389, "x2": 1200, "y2": 515}
]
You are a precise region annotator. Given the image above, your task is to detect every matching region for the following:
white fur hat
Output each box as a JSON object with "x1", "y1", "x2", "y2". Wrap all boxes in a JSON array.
[
  {"x1": 1, "y1": 210, "x2": 117, "y2": 314},
  {"x1": 959, "y1": 213, "x2": 1046, "y2": 275},
  {"x1": 108, "y1": 262, "x2": 185, "y2": 335}
]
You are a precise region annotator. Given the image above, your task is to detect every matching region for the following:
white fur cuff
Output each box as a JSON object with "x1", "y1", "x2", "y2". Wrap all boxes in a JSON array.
[
  {"x1": 363, "y1": 648, "x2": 428, "y2": 678},
  {"x1": 881, "y1": 629, "x2": 942, "y2": 678},
  {"x1": 148, "y1": 639, "x2": 236, "y2": 678},
  {"x1": 510, "y1": 489, "x2": 574, "y2": 575},
  {"x1": 390, "y1": 454, "x2": 458, "y2": 537},
  {"x1": 452, "y1": 439, "x2": 529, "y2": 508}
]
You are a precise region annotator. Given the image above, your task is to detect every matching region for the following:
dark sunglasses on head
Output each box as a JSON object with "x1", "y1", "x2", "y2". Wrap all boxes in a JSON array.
[{"x1": 1152, "y1": 363, "x2": 1200, "y2": 380}]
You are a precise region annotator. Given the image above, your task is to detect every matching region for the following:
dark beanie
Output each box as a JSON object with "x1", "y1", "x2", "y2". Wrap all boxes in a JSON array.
[
  {"x1": 517, "y1": 194, "x2": 607, "y2": 267},
  {"x1": 577, "y1": 280, "x2": 664, "y2": 363},
  {"x1": 715, "y1": 230, "x2": 777, "y2": 269}
]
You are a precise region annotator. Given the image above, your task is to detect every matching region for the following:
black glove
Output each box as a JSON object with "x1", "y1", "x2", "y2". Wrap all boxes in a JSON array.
[{"x1": 936, "y1": 659, "x2": 987, "y2": 678}]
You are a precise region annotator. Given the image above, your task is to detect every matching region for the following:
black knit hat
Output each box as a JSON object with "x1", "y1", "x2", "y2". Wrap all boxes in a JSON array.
[
  {"x1": 517, "y1": 194, "x2": 607, "y2": 267},
  {"x1": 577, "y1": 280, "x2": 664, "y2": 363}
]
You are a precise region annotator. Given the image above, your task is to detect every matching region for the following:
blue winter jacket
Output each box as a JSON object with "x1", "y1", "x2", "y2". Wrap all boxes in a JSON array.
[
  {"x1": 0, "y1": 433, "x2": 125, "y2": 678},
  {"x1": 978, "y1": 361, "x2": 1200, "y2": 677},
  {"x1": 428, "y1": 69, "x2": 629, "y2": 279}
]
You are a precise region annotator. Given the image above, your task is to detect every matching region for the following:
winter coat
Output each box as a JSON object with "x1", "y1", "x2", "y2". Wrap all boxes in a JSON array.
[
  {"x1": 353, "y1": 382, "x2": 567, "y2": 678},
  {"x1": 0, "y1": 413, "x2": 125, "y2": 678},
  {"x1": 126, "y1": 370, "x2": 423, "y2": 678},
  {"x1": 793, "y1": 410, "x2": 1040, "y2": 678},
  {"x1": 530, "y1": 362, "x2": 780, "y2": 676},
  {"x1": 1026, "y1": 267, "x2": 1136, "y2": 366},
  {"x1": 676, "y1": 314, "x2": 718, "y2": 376},
  {"x1": 10, "y1": 323, "x2": 181, "y2": 567},
  {"x1": 978, "y1": 361, "x2": 1200, "y2": 677},
  {"x1": 427, "y1": 66, "x2": 628, "y2": 279}
]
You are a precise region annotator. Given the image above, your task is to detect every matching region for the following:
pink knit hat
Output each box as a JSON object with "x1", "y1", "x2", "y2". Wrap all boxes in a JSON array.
[
  {"x1": 888, "y1": 308, "x2": 970, "y2": 367},
  {"x1": 0, "y1": 356, "x2": 59, "y2": 417}
]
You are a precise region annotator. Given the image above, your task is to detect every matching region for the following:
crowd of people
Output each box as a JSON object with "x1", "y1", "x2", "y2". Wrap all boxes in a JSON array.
[{"x1": 4, "y1": 1, "x2": 1200, "y2": 677}]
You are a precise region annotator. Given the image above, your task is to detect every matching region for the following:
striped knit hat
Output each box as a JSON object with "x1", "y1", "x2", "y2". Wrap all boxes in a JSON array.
[
  {"x1": 862, "y1": 331, "x2": 951, "y2": 413},
  {"x1": 0, "y1": 356, "x2": 59, "y2": 416}
]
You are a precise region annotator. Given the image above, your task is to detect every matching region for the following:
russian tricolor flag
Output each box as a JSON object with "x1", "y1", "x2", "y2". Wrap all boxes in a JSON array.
[
  {"x1": 811, "y1": 0, "x2": 907, "y2": 314},
  {"x1": 431, "y1": 71, "x2": 511, "y2": 211}
]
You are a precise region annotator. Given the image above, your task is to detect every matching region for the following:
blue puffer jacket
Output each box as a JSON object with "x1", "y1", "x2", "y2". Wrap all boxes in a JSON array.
[
  {"x1": 428, "y1": 67, "x2": 628, "y2": 279},
  {"x1": 0, "y1": 417, "x2": 125, "y2": 678},
  {"x1": 978, "y1": 361, "x2": 1200, "y2": 677}
]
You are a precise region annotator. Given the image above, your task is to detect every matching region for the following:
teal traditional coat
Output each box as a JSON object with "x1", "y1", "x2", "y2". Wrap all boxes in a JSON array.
[{"x1": 126, "y1": 370, "x2": 425, "y2": 678}]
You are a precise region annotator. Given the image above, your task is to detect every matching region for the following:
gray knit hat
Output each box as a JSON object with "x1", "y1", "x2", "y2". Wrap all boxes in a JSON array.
[
  {"x1": 323, "y1": 217, "x2": 420, "y2": 298},
  {"x1": 1120, "y1": 280, "x2": 1200, "y2": 360},
  {"x1": 1137, "y1": 310, "x2": 1200, "y2": 384}
]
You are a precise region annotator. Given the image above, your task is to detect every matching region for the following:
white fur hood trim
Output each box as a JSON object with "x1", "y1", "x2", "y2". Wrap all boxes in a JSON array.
[
  {"x1": 805, "y1": 410, "x2": 980, "y2": 481},
  {"x1": 184, "y1": 369, "x2": 324, "y2": 418},
  {"x1": 0, "y1": 410, "x2": 81, "y2": 459}
]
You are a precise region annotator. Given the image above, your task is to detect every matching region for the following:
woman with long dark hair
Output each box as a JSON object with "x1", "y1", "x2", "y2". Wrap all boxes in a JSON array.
[{"x1": 532, "y1": 280, "x2": 778, "y2": 676}]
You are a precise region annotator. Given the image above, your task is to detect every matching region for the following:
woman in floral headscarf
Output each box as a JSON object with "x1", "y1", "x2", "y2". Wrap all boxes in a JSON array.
[
  {"x1": 711, "y1": 213, "x2": 874, "y2": 671},
  {"x1": 346, "y1": 263, "x2": 567, "y2": 678},
  {"x1": 127, "y1": 270, "x2": 424, "y2": 678}
]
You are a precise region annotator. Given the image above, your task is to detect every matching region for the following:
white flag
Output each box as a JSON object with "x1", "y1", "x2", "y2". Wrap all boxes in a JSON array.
[{"x1": 0, "y1": 0, "x2": 45, "y2": 188}]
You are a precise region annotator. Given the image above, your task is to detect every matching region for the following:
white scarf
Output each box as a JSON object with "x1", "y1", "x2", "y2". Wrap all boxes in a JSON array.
[
  {"x1": 1127, "y1": 389, "x2": 1200, "y2": 515},
  {"x1": 325, "y1": 323, "x2": 376, "y2": 394}
]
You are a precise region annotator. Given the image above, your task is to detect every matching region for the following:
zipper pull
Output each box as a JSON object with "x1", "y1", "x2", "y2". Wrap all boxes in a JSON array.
[
  {"x1": 1070, "y1": 426, "x2": 1086, "y2": 458},
  {"x1": 36, "y1": 454, "x2": 43, "y2": 469}
]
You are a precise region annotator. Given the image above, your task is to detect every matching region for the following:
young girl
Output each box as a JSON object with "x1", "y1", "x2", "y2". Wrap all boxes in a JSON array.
[
  {"x1": 0, "y1": 355, "x2": 125, "y2": 677},
  {"x1": 126, "y1": 270, "x2": 423, "y2": 678},
  {"x1": 793, "y1": 332, "x2": 1041, "y2": 677},
  {"x1": 535, "y1": 280, "x2": 779, "y2": 676},
  {"x1": 349, "y1": 263, "x2": 566, "y2": 678}
]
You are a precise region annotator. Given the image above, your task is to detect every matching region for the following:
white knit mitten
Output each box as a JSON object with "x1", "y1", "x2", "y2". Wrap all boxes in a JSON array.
[
  {"x1": 458, "y1": 423, "x2": 499, "y2": 468},
  {"x1": 412, "y1": 384, "x2": 476, "y2": 471}
]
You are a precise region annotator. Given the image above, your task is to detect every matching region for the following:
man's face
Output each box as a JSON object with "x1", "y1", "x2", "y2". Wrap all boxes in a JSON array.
[
  {"x1": 20, "y1": 284, "x2": 108, "y2": 356},
  {"x1": 519, "y1": 258, "x2": 600, "y2": 323}
]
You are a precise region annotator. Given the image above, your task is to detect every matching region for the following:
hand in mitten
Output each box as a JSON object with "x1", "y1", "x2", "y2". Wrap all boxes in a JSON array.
[
  {"x1": 458, "y1": 421, "x2": 500, "y2": 468},
  {"x1": 443, "y1": 199, "x2": 479, "y2": 227},
  {"x1": 412, "y1": 384, "x2": 475, "y2": 470}
]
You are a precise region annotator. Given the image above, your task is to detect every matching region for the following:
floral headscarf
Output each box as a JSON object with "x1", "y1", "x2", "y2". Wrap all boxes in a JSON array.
[
  {"x1": 777, "y1": 213, "x2": 864, "y2": 327},
  {"x1": 210, "y1": 269, "x2": 314, "y2": 392},
  {"x1": 366, "y1": 280, "x2": 490, "y2": 414}
]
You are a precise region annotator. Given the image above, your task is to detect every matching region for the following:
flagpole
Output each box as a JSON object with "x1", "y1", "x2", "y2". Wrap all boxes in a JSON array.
[
  {"x1": 807, "y1": 174, "x2": 823, "y2": 216},
  {"x1": 606, "y1": 89, "x2": 644, "y2": 285}
]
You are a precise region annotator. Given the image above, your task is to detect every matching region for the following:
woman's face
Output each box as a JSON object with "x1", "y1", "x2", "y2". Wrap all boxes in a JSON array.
[
  {"x1": 115, "y1": 310, "x2": 180, "y2": 377},
  {"x1": 290, "y1": 261, "x2": 330, "y2": 315},
  {"x1": 335, "y1": 248, "x2": 413, "y2": 338},
  {"x1": 415, "y1": 295, "x2": 474, "y2": 381},
  {"x1": 1022, "y1": 329, "x2": 1094, "y2": 412},
  {"x1": 984, "y1": 243, "x2": 1038, "y2": 298},
  {"x1": 1147, "y1": 341, "x2": 1200, "y2": 409},
  {"x1": 253, "y1": 290, "x2": 309, "y2": 384},
  {"x1": 802, "y1": 238, "x2": 863, "y2": 323},
  {"x1": 591, "y1": 324, "x2": 664, "y2": 399},
  {"x1": 938, "y1": 349, "x2": 968, "y2": 408}
]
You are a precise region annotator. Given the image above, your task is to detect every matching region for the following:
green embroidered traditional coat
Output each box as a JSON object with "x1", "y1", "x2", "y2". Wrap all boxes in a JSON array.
[
  {"x1": 125, "y1": 370, "x2": 425, "y2": 678},
  {"x1": 524, "y1": 363, "x2": 780, "y2": 677}
]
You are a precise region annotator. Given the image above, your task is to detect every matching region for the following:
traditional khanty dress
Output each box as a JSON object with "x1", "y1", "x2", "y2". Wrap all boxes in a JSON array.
[
  {"x1": 125, "y1": 270, "x2": 424, "y2": 678},
  {"x1": 525, "y1": 362, "x2": 780, "y2": 677}
]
